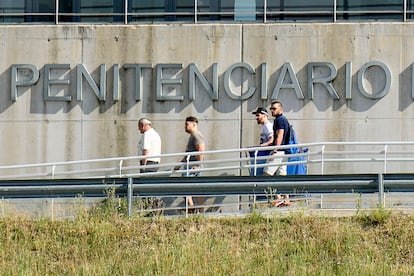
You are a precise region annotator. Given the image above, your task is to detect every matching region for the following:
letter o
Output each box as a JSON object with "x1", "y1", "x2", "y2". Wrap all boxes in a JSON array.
[{"x1": 357, "y1": 61, "x2": 391, "y2": 99}]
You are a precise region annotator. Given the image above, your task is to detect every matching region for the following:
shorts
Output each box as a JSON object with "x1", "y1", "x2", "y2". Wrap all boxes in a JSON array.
[
  {"x1": 263, "y1": 151, "x2": 287, "y2": 176},
  {"x1": 182, "y1": 164, "x2": 202, "y2": 177}
]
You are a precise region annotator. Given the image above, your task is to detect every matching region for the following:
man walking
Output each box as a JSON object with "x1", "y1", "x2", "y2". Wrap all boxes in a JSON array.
[
  {"x1": 137, "y1": 118, "x2": 162, "y2": 173},
  {"x1": 175, "y1": 116, "x2": 205, "y2": 175},
  {"x1": 250, "y1": 107, "x2": 273, "y2": 176},
  {"x1": 263, "y1": 101, "x2": 291, "y2": 206},
  {"x1": 263, "y1": 101, "x2": 289, "y2": 176},
  {"x1": 175, "y1": 116, "x2": 205, "y2": 212}
]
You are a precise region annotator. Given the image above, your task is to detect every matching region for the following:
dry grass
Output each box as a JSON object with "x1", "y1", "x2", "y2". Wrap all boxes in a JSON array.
[{"x1": 0, "y1": 206, "x2": 412, "y2": 275}]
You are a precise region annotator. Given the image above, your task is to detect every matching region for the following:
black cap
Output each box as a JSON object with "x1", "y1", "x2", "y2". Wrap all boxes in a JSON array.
[{"x1": 251, "y1": 107, "x2": 269, "y2": 116}]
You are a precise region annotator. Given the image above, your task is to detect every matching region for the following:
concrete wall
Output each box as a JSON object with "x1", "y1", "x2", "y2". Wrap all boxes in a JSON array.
[{"x1": 0, "y1": 23, "x2": 413, "y2": 173}]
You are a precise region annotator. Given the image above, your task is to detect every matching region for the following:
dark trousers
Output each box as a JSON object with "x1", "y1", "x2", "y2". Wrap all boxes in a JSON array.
[{"x1": 140, "y1": 161, "x2": 159, "y2": 173}]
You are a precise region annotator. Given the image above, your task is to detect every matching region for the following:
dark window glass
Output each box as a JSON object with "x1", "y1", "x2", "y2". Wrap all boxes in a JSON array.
[
  {"x1": 25, "y1": 0, "x2": 55, "y2": 23},
  {"x1": 408, "y1": 0, "x2": 414, "y2": 20},
  {"x1": 264, "y1": 0, "x2": 333, "y2": 22},
  {"x1": 128, "y1": 0, "x2": 195, "y2": 23},
  {"x1": 59, "y1": 0, "x2": 124, "y2": 23},
  {"x1": 198, "y1": 0, "x2": 265, "y2": 22},
  {"x1": 0, "y1": 0, "x2": 410, "y2": 24},
  {"x1": 0, "y1": 0, "x2": 55, "y2": 23},
  {"x1": 336, "y1": 0, "x2": 403, "y2": 21},
  {"x1": 197, "y1": 0, "x2": 235, "y2": 22}
]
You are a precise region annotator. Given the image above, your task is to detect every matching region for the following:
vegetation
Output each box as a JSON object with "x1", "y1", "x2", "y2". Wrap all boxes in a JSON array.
[{"x1": 0, "y1": 202, "x2": 412, "y2": 275}]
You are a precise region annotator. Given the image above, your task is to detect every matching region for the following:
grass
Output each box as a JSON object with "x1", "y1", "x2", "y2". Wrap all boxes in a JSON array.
[{"x1": 0, "y1": 204, "x2": 413, "y2": 275}]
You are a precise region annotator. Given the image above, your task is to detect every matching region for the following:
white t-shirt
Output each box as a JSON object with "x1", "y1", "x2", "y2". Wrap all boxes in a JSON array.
[
  {"x1": 138, "y1": 128, "x2": 161, "y2": 162},
  {"x1": 260, "y1": 121, "x2": 273, "y2": 145}
]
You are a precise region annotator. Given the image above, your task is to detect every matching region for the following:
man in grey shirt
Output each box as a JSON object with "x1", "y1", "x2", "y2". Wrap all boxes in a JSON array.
[{"x1": 175, "y1": 116, "x2": 205, "y2": 212}]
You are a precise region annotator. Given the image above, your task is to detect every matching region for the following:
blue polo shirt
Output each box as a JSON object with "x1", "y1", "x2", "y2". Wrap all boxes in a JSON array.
[{"x1": 273, "y1": 114, "x2": 290, "y2": 150}]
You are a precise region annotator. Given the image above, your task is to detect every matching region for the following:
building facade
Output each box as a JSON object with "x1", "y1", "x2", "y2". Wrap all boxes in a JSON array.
[{"x1": 1, "y1": 1, "x2": 414, "y2": 174}]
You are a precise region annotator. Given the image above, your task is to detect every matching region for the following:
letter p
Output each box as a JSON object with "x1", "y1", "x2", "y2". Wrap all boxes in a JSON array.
[{"x1": 11, "y1": 64, "x2": 40, "y2": 101}]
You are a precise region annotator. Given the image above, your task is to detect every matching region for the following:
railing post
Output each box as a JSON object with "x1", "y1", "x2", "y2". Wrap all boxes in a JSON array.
[
  {"x1": 127, "y1": 177, "x2": 133, "y2": 218},
  {"x1": 119, "y1": 160, "x2": 123, "y2": 177},
  {"x1": 378, "y1": 173, "x2": 385, "y2": 208},
  {"x1": 333, "y1": 0, "x2": 337, "y2": 22},
  {"x1": 383, "y1": 145, "x2": 388, "y2": 173},
  {"x1": 194, "y1": 0, "x2": 198, "y2": 23},
  {"x1": 185, "y1": 155, "x2": 190, "y2": 177},
  {"x1": 124, "y1": 0, "x2": 128, "y2": 24},
  {"x1": 404, "y1": 0, "x2": 407, "y2": 22},
  {"x1": 253, "y1": 150, "x2": 258, "y2": 176},
  {"x1": 55, "y1": 0, "x2": 59, "y2": 24},
  {"x1": 263, "y1": 0, "x2": 267, "y2": 23}
]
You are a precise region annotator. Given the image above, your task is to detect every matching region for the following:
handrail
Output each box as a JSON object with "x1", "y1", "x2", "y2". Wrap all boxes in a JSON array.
[{"x1": 1, "y1": 141, "x2": 414, "y2": 180}]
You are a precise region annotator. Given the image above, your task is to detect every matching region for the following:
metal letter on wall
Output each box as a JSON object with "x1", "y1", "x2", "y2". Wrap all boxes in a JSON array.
[
  {"x1": 124, "y1": 63, "x2": 152, "y2": 101},
  {"x1": 156, "y1": 64, "x2": 184, "y2": 101},
  {"x1": 189, "y1": 63, "x2": 218, "y2": 100},
  {"x1": 357, "y1": 61, "x2": 391, "y2": 99},
  {"x1": 113, "y1": 64, "x2": 119, "y2": 101},
  {"x1": 345, "y1": 62, "x2": 352, "y2": 100},
  {"x1": 43, "y1": 64, "x2": 71, "y2": 101},
  {"x1": 271, "y1": 62, "x2": 304, "y2": 100},
  {"x1": 11, "y1": 64, "x2": 40, "y2": 102},
  {"x1": 307, "y1": 62, "x2": 339, "y2": 100},
  {"x1": 224, "y1": 62, "x2": 256, "y2": 100},
  {"x1": 76, "y1": 64, "x2": 106, "y2": 102},
  {"x1": 260, "y1": 63, "x2": 267, "y2": 100}
]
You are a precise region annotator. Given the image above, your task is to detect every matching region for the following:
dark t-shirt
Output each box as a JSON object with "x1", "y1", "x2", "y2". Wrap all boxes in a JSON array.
[{"x1": 273, "y1": 114, "x2": 289, "y2": 148}]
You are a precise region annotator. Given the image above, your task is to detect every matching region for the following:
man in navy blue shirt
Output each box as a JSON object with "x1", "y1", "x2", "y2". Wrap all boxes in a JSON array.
[{"x1": 263, "y1": 101, "x2": 289, "y2": 176}]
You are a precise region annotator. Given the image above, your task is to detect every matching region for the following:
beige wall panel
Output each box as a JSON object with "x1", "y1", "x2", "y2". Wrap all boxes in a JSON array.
[{"x1": 0, "y1": 23, "x2": 413, "y2": 173}]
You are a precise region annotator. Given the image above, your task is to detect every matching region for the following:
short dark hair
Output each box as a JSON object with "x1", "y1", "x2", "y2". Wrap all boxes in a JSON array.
[
  {"x1": 185, "y1": 116, "x2": 198, "y2": 123},
  {"x1": 271, "y1": 101, "x2": 282, "y2": 107}
]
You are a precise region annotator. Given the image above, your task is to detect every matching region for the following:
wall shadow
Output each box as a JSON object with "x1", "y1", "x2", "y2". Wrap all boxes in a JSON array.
[
  {"x1": 399, "y1": 64, "x2": 412, "y2": 112},
  {"x1": 0, "y1": 67, "x2": 15, "y2": 113}
]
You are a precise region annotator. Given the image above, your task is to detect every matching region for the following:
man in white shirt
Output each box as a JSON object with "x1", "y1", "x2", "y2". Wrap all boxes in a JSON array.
[
  {"x1": 138, "y1": 118, "x2": 161, "y2": 173},
  {"x1": 252, "y1": 107, "x2": 274, "y2": 147},
  {"x1": 250, "y1": 107, "x2": 274, "y2": 176}
]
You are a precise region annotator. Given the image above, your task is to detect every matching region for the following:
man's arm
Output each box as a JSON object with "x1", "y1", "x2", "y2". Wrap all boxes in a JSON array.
[
  {"x1": 260, "y1": 135, "x2": 274, "y2": 147},
  {"x1": 195, "y1": 143, "x2": 205, "y2": 161},
  {"x1": 140, "y1": 149, "x2": 149, "y2": 165},
  {"x1": 275, "y1": 129, "x2": 284, "y2": 146}
]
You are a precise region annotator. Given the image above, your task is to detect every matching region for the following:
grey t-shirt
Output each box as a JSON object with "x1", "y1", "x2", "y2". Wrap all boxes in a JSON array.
[{"x1": 186, "y1": 130, "x2": 205, "y2": 161}]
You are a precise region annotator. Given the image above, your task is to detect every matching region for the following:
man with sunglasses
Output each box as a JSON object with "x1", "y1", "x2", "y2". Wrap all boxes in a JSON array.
[
  {"x1": 263, "y1": 101, "x2": 290, "y2": 176},
  {"x1": 263, "y1": 101, "x2": 291, "y2": 206}
]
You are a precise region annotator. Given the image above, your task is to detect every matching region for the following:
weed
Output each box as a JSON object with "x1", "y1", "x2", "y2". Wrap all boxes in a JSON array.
[
  {"x1": 0, "y1": 213, "x2": 412, "y2": 274},
  {"x1": 356, "y1": 205, "x2": 392, "y2": 226}
]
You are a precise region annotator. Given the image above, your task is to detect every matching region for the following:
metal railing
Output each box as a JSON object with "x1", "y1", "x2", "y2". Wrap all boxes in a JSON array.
[
  {"x1": 1, "y1": 0, "x2": 414, "y2": 24},
  {"x1": 1, "y1": 141, "x2": 414, "y2": 180},
  {"x1": 1, "y1": 173, "x2": 414, "y2": 217},
  {"x1": 1, "y1": 141, "x2": 414, "y2": 218}
]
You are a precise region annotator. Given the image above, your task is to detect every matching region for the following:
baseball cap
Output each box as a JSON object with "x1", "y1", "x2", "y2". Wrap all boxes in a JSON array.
[{"x1": 251, "y1": 107, "x2": 269, "y2": 116}]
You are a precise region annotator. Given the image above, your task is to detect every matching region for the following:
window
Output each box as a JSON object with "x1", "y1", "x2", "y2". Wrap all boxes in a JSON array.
[
  {"x1": 263, "y1": 0, "x2": 333, "y2": 22},
  {"x1": 0, "y1": 0, "x2": 55, "y2": 23},
  {"x1": 336, "y1": 0, "x2": 403, "y2": 21},
  {"x1": 59, "y1": 0, "x2": 124, "y2": 23},
  {"x1": 128, "y1": 0, "x2": 195, "y2": 23}
]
